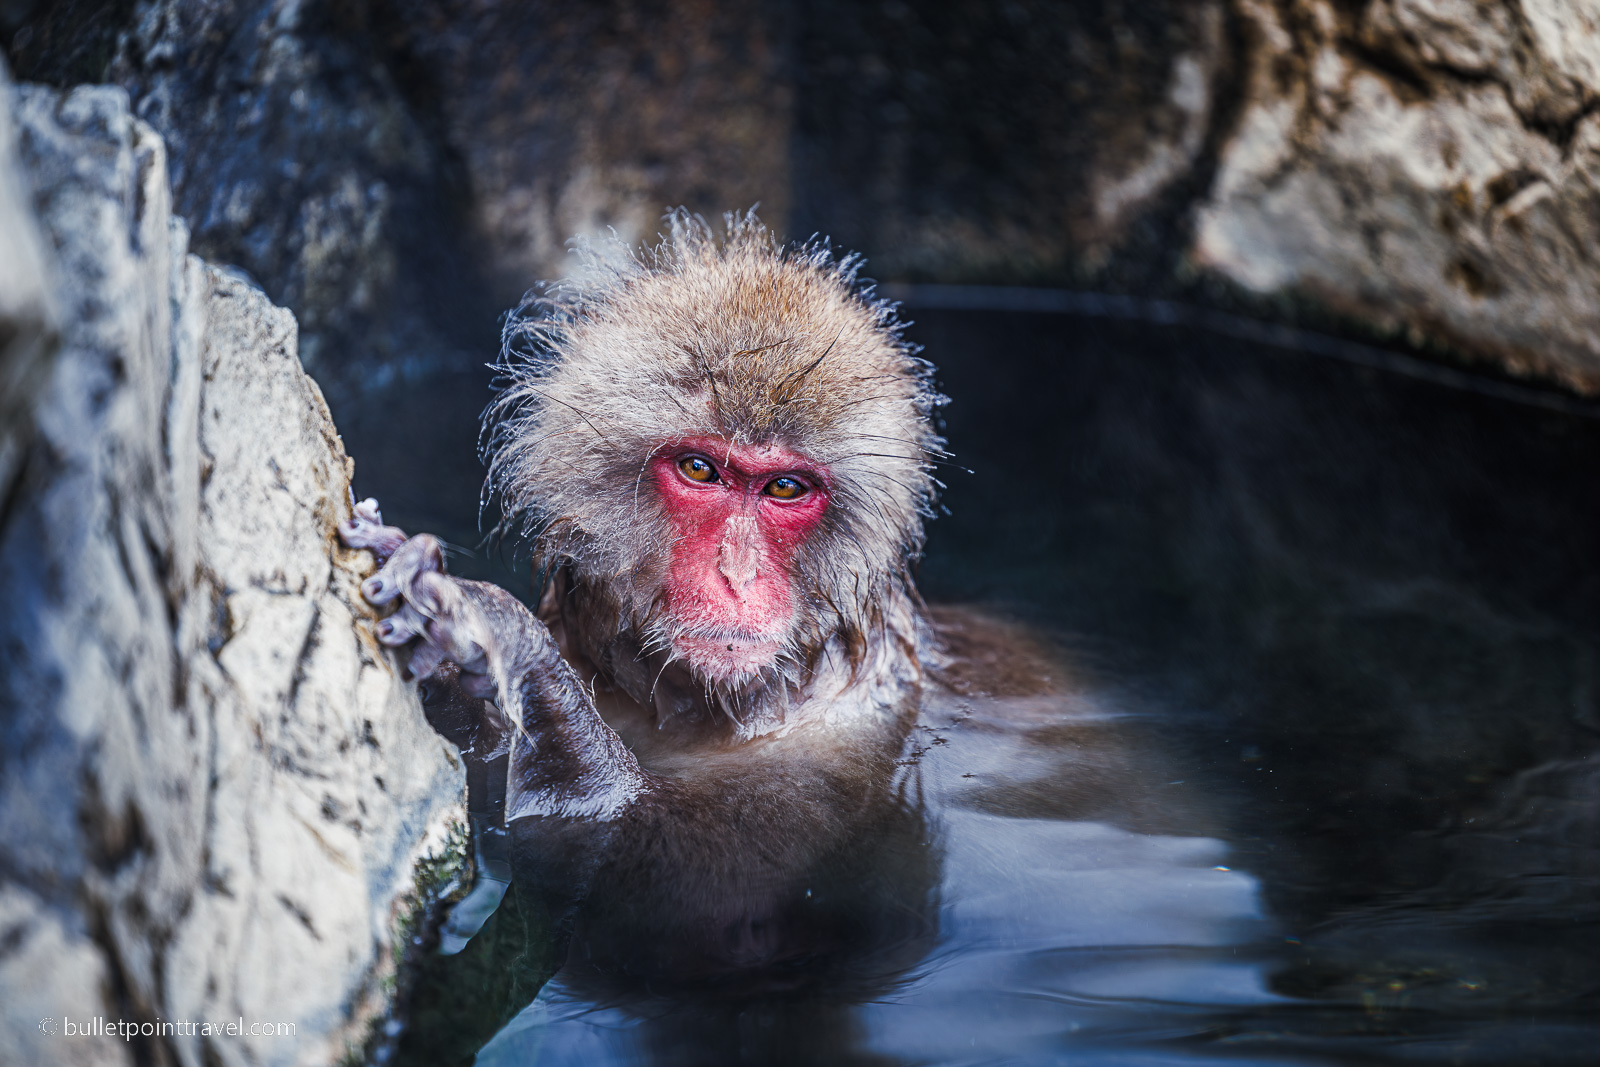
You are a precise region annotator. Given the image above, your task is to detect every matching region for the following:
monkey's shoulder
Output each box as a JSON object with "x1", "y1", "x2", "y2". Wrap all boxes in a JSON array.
[{"x1": 921, "y1": 604, "x2": 1071, "y2": 699}]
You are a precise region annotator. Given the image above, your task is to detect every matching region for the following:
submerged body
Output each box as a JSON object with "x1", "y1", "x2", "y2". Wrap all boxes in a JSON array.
[
  {"x1": 340, "y1": 217, "x2": 1259, "y2": 1061},
  {"x1": 374, "y1": 597, "x2": 1255, "y2": 1067},
  {"x1": 337, "y1": 220, "x2": 1600, "y2": 1064},
  {"x1": 339, "y1": 213, "x2": 956, "y2": 1003}
]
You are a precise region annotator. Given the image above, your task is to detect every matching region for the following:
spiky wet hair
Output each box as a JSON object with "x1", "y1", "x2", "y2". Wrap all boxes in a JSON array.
[{"x1": 482, "y1": 210, "x2": 945, "y2": 675}]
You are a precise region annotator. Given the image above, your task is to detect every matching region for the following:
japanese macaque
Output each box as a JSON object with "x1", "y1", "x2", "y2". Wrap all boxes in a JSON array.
[{"x1": 339, "y1": 212, "x2": 958, "y2": 1008}]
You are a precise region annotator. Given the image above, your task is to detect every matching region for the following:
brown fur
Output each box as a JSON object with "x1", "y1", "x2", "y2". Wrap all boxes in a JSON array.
[
  {"x1": 341, "y1": 216, "x2": 969, "y2": 1023},
  {"x1": 925, "y1": 605, "x2": 1067, "y2": 699},
  {"x1": 483, "y1": 211, "x2": 946, "y2": 716}
]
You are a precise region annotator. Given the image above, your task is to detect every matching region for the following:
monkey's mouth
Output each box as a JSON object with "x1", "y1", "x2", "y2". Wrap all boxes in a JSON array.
[{"x1": 672, "y1": 627, "x2": 786, "y2": 682}]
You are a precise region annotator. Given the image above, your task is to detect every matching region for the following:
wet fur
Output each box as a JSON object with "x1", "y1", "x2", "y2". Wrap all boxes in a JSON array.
[{"x1": 483, "y1": 211, "x2": 947, "y2": 733}]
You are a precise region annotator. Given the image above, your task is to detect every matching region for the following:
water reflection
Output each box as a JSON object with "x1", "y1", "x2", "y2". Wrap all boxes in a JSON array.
[
  {"x1": 855, "y1": 698, "x2": 1286, "y2": 1066},
  {"x1": 364, "y1": 304, "x2": 1600, "y2": 1066},
  {"x1": 468, "y1": 685, "x2": 1280, "y2": 1067}
]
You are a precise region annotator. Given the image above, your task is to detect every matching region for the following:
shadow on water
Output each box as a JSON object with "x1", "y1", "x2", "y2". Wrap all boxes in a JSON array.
[
  {"x1": 346, "y1": 301, "x2": 1600, "y2": 1066},
  {"x1": 913, "y1": 304, "x2": 1600, "y2": 1064}
]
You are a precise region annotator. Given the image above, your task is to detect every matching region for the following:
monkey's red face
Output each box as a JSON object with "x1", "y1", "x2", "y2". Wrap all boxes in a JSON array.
[{"x1": 651, "y1": 437, "x2": 831, "y2": 682}]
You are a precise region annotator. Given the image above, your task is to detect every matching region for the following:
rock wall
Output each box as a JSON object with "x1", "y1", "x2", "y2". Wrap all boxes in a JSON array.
[
  {"x1": 7, "y1": 1, "x2": 1594, "y2": 398},
  {"x1": 0, "y1": 65, "x2": 464, "y2": 1067},
  {"x1": 1194, "y1": 0, "x2": 1600, "y2": 394}
]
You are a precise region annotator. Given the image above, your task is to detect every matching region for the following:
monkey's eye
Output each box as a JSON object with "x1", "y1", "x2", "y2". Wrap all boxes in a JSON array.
[
  {"x1": 764, "y1": 476, "x2": 807, "y2": 500},
  {"x1": 678, "y1": 456, "x2": 719, "y2": 483}
]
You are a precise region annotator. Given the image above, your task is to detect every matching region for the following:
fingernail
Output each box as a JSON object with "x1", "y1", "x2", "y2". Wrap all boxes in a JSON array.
[
  {"x1": 377, "y1": 621, "x2": 393, "y2": 638},
  {"x1": 363, "y1": 578, "x2": 383, "y2": 598}
]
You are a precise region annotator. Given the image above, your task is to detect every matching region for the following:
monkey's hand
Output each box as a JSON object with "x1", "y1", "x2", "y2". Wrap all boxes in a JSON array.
[
  {"x1": 337, "y1": 498, "x2": 482, "y2": 685},
  {"x1": 338, "y1": 497, "x2": 411, "y2": 564},
  {"x1": 344, "y1": 504, "x2": 649, "y2": 819},
  {"x1": 349, "y1": 530, "x2": 495, "y2": 691}
]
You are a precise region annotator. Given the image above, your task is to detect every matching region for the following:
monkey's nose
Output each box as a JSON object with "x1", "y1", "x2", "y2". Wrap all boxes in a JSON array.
[{"x1": 717, "y1": 516, "x2": 761, "y2": 595}]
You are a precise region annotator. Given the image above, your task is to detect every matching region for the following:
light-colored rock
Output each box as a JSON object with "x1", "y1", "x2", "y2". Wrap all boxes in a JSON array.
[
  {"x1": 1195, "y1": 0, "x2": 1600, "y2": 393},
  {"x1": 0, "y1": 55, "x2": 60, "y2": 520},
  {"x1": 13, "y1": 0, "x2": 1596, "y2": 398},
  {"x1": 0, "y1": 70, "x2": 464, "y2": 1067}
]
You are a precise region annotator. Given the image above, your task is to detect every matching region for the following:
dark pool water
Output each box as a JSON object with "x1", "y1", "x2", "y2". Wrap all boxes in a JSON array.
[{"x1": 343, "y1": 295, "x2": 1600, "y2": 1067}]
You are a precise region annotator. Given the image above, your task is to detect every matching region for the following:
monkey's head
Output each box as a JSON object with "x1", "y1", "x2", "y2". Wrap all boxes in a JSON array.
[{"x1": 485, "y1": 211, "x2": 943, "y2": 708}]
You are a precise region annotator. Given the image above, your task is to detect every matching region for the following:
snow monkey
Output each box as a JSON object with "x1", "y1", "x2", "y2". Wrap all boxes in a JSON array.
[{"x1": 340, "y1": 211, "x2": 957, "y2": 997}]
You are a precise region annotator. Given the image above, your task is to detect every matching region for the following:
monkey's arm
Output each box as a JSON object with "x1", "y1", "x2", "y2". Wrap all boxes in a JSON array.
[{"x1": 340, "y1": 503, "x2": 650, "y2": 821}]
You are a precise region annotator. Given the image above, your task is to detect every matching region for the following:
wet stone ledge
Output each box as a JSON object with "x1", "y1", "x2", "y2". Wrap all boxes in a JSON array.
[{"x1": 0, "y1": 65, "x2": 465, "y2": 1067}]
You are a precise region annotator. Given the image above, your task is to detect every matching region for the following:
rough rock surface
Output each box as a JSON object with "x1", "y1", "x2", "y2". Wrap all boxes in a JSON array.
[
  {"x1": 8, "y1": 0, "x2": 1599, "y2": 397},
  {"x1": 3, "y1": 1, "x2": 1235, "y2": 409},
  {"x1": 0, "y1": 54, "x2": 57, "y2": 500},
  {"x1": 1195, "y1": 0, "x2": 1600, "y2": 394},
  {"x1": 97, "y1": 0, "x2": 471, "y2": 400},
  {"x1": 0, "y1": 2, "x2": 1593, "y2": 502},
  {"x1": 0, "y1": 67, "x2": 464, "y2": 1067},
  {"x1": 3, "y1": 2, "x2": 1597, "y2": 426}
]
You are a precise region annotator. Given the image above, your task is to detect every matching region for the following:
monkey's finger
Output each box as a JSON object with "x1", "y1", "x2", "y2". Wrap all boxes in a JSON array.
[
  {"x1": 340, "y1": 500, "x2": 410, "y2": 562},
  {"x1": 362, "y1": 534, "x2": 445, "y2": 605},
  {"x1": 410, "y1": 574, "x2": 490, "y2": 668},
  {"x1": 341, "y1": 521, "x2": 410, "y2": 563},
  {"x1": 375, "y1": 602, "x2": 429, "y2": 646},
  {"x1": 403, "y1": 568, "x2": 459, "y2": 620},
  {"x1": 424, "y1": 615, "x2": 487, "y2": 674},
  {"x1": 405, "y1": 639, "x2": 448, "y2": 682}
]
